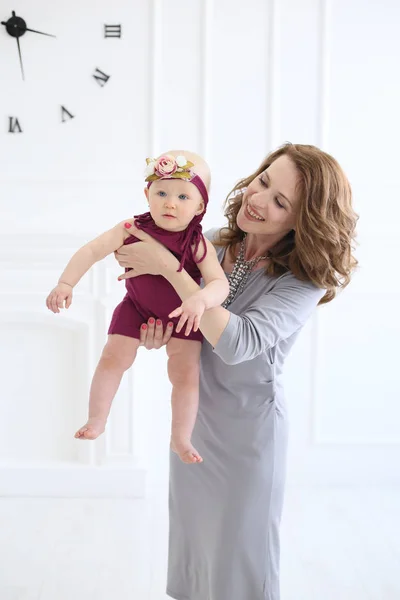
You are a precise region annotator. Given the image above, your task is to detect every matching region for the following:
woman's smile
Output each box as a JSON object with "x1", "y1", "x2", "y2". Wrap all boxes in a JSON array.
[{"x1": 244, "y1": 201, "x2": 265, "y2": 222}]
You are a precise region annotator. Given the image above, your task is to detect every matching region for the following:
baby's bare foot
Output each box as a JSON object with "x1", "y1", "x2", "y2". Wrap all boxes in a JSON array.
[
  {"x1": 171, "y1": 438, "x2": 203, "y2": 464},
  {"x1": 74, "y1": 418, "x2": 106, "y2": 440}
]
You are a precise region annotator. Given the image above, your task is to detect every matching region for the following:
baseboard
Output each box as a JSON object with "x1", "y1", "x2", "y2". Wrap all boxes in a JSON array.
[{"x1": 0, "y1": 463, "x2": 147, "y2": 498}]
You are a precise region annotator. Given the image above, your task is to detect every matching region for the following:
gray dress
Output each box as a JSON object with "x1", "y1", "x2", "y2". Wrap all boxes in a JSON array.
[{"x1": 167, "y1": 228, "x2": 325, "y2": 600}]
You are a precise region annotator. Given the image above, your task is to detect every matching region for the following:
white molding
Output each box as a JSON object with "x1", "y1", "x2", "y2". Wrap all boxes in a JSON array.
[
  {"x1": 308, "y1": 311, "x2": 320, "y2": 447},
  {"x1": 317, "y1": 0, "x2": 332, "y2": 148},
  {"x1": 0, "y1": 238, "x2": 148, "y2": 493},
  {"x1": 310, "y1": 312, "x2": 400, "y2": 446},
  {"x1": 267, "y1": 0, "x2": 280, "y2": 150},
  {"x1": 148, "y1": 0, "x2": 163, "y2": 156},
  {"x1": 312, "y1": 437, "x2": 400, "y2": 446},
  {"x1": 200, "y1": 0, "x2": 213, "y2": 159},
  {"x1": 0, "y1": 463, "x2": 146, "y2": 498}
]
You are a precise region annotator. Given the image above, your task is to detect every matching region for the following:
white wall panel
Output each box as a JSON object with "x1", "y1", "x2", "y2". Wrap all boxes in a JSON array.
[
  {"x1": 0, "y1": 235, "x2": 145, "y2": 495},
  {"x1": 0, "y1": 0, "x2": 399, "y2": 496}
]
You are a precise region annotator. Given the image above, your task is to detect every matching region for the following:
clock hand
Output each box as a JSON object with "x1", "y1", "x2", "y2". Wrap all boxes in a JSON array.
[
  {"x1": 1, "y1": 12, "x2": 55, "y2": 38},
  {"x1": 24, "y1": 27, "x2": 56, "y2": 38},
  {"x1": 16, "y1": 36, "x2": 25, "y2": 80}
]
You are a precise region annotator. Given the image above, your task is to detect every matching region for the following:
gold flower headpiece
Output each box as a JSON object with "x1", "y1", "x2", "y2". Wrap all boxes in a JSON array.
[{"x1": 144, "y1": 154, "x2": 195, "y2": 182}]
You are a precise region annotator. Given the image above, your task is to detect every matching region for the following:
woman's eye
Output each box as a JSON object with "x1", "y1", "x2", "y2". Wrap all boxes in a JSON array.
[
  {"x1": 178, "y1": 194, "x2": 188, "y2": 200},
  {"x1": 258, "y1": 176, "x2": 268, "y2": 187},
  {"x1": 274, "y1": 197, "x2": 285, "y2": 209}
]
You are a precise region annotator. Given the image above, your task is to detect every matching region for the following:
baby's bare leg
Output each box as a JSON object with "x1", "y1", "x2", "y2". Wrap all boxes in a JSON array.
[
  {"x1": 166, "y1": 338, "x2": 202, "y2": 464},
  {"x1": 75, "y1": 334, "x2": 140, "y2": 440}
]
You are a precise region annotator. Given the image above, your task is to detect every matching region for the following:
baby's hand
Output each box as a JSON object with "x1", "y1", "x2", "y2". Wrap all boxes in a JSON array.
[
  {"x1": 46, "y1": 283, "x2": 73, "y2": 313},
  {"x1": 169, "y1": 294, "x2": 206, "y2": 336}
]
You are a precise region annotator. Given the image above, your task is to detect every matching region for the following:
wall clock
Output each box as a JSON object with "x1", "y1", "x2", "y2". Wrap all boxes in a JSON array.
[
  {"x1": 0, "y1": 2, "x2": 148, "y2": 183},
  {"x1": 1, "y1": 9, "x2": 122, "y2": 134}
]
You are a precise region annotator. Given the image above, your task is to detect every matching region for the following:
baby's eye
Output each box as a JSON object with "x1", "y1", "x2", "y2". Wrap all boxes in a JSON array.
[
  {"x1": 178, "y1": 194, "x2": 189, "y2": 200},
  {"x1": 157, "y1": 191, "x2": 167, "y2": 197}
]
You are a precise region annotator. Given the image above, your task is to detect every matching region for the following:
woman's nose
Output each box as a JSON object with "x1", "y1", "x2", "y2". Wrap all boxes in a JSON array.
[{"x1": 250, "y1": 190, "x2": 268, "y2": 208}]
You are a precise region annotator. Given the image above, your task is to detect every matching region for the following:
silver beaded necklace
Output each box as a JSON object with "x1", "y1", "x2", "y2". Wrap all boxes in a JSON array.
[{"x1": 222, "y1": 234, "x2": 270, "y2": 308}]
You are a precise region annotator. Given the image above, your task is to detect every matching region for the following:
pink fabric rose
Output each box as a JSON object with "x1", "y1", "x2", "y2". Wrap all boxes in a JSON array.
[{"x1": 155, "y1": 155, "x2": 177, "y2": 177}]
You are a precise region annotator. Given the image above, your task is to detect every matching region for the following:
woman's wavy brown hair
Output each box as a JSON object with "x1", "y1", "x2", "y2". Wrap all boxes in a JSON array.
[{"x1": 214, "y1": 143, "x2": 359, "y2": 304}]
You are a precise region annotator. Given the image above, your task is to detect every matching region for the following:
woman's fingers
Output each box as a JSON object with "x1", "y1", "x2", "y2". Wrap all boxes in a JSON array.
[
  {"x1": 163, "y1": 322, "x2": 174, "y2": 344},
  {"x1": 145, "y1": 317, "x2": 162, "y2": 349},
  {"x1": 139, "y1": 323, "x2": 148, "y2": 346},
  {"x1": 139, "y1": 318, "x2": 174, "y2": 349},
  {"x1": 118, "y1": 269, "x2": 137, "y2": 281},
  {"x1": 124, "y1": 220, "x2": 153, "y2": 242},
  {"x1": 153, "y1": 319, "x2": 165, "y2": 348},
  {"x1": 144, "y1": 318, "x2": 156, "y2": 348}
]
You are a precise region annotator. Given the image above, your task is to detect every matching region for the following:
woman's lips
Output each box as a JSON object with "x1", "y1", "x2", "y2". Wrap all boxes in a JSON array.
[{"x1": 244, "y1": 202, "x2": 265, "y2": 222}]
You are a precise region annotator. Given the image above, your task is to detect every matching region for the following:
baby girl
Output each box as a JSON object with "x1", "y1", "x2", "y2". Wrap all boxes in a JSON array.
[{"x1": 46, "y1": 151, "x2": 229, "y2": 463}]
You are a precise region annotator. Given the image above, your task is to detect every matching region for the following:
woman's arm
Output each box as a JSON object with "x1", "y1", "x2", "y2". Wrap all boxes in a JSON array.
[
  {"x1": 59, "y1": 220, "x2": 133, "y2": 287},
  {"x1": 115, "y1": 223, "x2": 324, "y2": 363},
  {"x1": 165, "y1": 267, "x2": 325, "y2": 364}
]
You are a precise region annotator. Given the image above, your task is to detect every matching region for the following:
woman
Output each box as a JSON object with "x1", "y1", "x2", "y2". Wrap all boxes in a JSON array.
[{"x1": 115, "y1": 143, "x2": 358, "y2": 600}]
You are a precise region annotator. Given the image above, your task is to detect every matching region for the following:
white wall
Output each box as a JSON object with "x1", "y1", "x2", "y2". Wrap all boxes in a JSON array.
[{"x1": 0, "y1": 0, "x2": 399, "y2": 497}]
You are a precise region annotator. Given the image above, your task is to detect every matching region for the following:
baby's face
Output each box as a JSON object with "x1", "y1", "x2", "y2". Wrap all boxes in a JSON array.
[{"x1": 146, "y1": 179, "x2": 204, "y2": 231}]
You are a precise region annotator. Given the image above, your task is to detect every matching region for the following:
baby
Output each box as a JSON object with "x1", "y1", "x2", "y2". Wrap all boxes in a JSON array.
[{"x1": 46, "y1": 151, "x2": 229, "y2": 464}]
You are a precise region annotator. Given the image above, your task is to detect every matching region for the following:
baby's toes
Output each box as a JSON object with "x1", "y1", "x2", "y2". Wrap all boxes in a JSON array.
[
  {"x1": 74, "y1": 427, "x2": 87, "y2": 438},
  {"x1": 83, "y1": 428, "x2": 98, "y2": 440}
]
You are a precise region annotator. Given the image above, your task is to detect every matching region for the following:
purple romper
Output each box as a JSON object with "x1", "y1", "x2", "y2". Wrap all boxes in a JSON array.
[{"x1": 108, "y1": 213, "x2": 206, "y2": 343}]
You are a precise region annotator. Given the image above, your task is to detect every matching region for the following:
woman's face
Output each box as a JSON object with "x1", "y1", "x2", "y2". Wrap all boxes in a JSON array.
[{"x1": 237, "y1": 154, "x2": 300, "y2": 238}]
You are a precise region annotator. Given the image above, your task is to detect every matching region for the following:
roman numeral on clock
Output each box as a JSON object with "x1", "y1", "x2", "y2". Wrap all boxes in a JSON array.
[
  {"x1": 104, "y1": 24, "x2": 122, "y2": 38},
  {"x1": 61, "y1": 106, "x2": 74, "y2": 123},
  {"x1": 8, "y1": 117, "x2": 23, "y2": 133},
  {"x1": 93, "y1": 68, "x2": 111, "y2": 87}
]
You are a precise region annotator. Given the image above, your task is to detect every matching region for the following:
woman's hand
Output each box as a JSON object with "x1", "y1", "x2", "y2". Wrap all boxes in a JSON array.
[
  {"x1": 139, "y1": 317, "x2": 174, "y2": 349},
  {"x1": 169, "y1": 293, "x2": 206, "y2": 336},
  {"x1": 115, "y1": 222, "x2": 179, "y2": 280}
]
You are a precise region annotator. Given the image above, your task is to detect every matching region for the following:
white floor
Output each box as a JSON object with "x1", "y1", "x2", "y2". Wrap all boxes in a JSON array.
[{"x1": 0, "y1": 486, "x2": 399, "y2": 600}]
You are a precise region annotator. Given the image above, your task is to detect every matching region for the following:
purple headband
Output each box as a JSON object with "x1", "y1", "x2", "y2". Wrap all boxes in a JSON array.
[{"x1": 146, "y1": 174, "x2": 208, "y2": 205}]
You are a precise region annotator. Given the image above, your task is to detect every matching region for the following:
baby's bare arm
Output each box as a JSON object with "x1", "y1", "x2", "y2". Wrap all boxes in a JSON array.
[
  {"x1": 193, "y1": 239, "x2": 229, "y2": 309},
  {"x1": 59, "y1": 219, "x2": 134, "y2": 287}
]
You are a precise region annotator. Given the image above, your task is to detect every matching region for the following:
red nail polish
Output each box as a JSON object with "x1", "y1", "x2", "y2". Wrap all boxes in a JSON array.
[
  {"x1": 141, "y1": 324, "x2": 147, "y2": 330},
  {"x1": 156, "y1": 319, "x2": 162, "y2": 325},
  {"x1": 124, "y1": 222, "x2": 132, "y2": 229},
  {"x1": 149, "y1": 318, "x2": 155, "y2": 324},
  {"x1": 168, "y1": 322, "x2": 173, "y2": 327}
]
